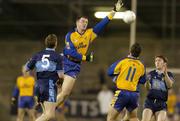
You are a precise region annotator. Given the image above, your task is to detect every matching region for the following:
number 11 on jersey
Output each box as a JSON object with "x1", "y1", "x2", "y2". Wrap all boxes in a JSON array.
[{"x1": 126, "y1": 66, "x2": 136, "y2": 81}]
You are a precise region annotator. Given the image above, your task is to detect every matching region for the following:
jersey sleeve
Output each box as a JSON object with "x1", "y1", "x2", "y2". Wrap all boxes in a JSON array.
[
  {"x1": 12, "y1": 78, "x2": 20, "y2": 98},
  {"x1": 139, "y1": 65, "x2": 146, "y2": 84},
  {"x1": 91, "y1": 17, "x2": 111, "y2": 42},
  {"x1": 107, "y1": 60, "x2": 121, "y2": 77},
  {"x1": 25, "y1": 54, "x2": 37, "y2": 71},
  {"x1": 139, "y1": 74, "x2": 146, "y2": 84},
  {"x1": 63, "y1": 32, "x2": 84, "y2": 60},
  {"x1": 12, "y1": 86, "x2": 19, "y2": 98}
]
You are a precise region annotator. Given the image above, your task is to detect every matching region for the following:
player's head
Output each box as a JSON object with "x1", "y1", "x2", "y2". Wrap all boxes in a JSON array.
[
  {"x1": 22, "y1": 65, "x2": 29, "y2": 76},
  {"x1": 76, "y1": 16, "x2": 88, "y2": 31},
  {"x1": 155, "y1": 55, "x2": 168, "y2": 70},
  {"x1": 130, "y1": 43, "x2": 142, "y2": 58},
  {"x1": 45, "y1": 34, "x2": 58, "y2": 49}
]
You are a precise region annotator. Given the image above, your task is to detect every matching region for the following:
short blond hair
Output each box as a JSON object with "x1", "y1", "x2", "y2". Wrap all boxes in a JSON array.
[{"x1": 45, "y1": 34, "x2": 57, "y2": 48}]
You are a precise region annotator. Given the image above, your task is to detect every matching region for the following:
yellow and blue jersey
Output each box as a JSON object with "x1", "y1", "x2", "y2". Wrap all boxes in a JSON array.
[
  {"x1": 13, "y1": 75, "x2": 35, "y2": 97},
  {"x1": 108, "y1": 57, "x2": 146, "y2": 91},
  {"x1": 63, "y1": 16, "x2": 113, "y2": 61}
]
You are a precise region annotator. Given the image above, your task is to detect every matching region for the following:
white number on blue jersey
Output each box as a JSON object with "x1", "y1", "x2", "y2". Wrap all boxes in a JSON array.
[{"x1": 41, "y1": 54, "x2": 50, "y2": 68}]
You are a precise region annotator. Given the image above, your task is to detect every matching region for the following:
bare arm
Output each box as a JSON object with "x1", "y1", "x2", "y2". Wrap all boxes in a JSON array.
[
  {"x1": 164, "y1": 72, "x2": 174, "y2": 88},
  {"x1": 163, "y1": 64, "x2": 174, "y2": 88}
]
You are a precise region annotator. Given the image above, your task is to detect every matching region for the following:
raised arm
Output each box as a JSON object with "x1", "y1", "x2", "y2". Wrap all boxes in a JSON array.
[
  {"x1": 92, "y1": 0, "x2": 123, "y2": 35},
  {"x1": 164, "y1": 72, "x2": 174, "y2": 89},
  {"x1": 144, "y1": 72, "x2": 152, "y2": 90},
  {"x1": 163, "y1": 64, "x2": 174, "y2": 88}
]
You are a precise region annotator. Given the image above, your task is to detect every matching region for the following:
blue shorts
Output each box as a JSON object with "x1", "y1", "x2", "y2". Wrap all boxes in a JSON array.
[
  {"x1": 111, "y1": 90, "x2": 139, "y2": 112},
  {"x1": 64, "y1": 57, "x2": 81, "y2": 79},
  {"x1": 35, "y1": 79, "x2": 57, "y2": 103},
  {"x1": 18, "y1": 96, "x2": 34, "y2": 109},
  {"x1": 144, "y1": 98, "x2": 167, "y2": 113}
]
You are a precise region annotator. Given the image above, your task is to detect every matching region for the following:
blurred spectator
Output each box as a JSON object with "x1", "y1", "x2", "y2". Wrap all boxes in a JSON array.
[
  {"x1": 11, "y1": 65, "x2": 35, "y2": 121},
  {"x1": 167, "y1": 89, "x2": 177, "y2": 121},
  {"x1": 97, "y1": 84, "x2": 113, "y2": 120}
]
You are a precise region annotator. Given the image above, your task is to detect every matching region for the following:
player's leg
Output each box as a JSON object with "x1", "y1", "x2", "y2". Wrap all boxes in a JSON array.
[
  {"x1": 126, "y1": 92, "x2": 140, "y2": 121},
  {"x1": 155, "y1": 110, "x2": 167, "y2": 121},
  {"x1": 26, "y1": 96, "x2": 36, "y2": 121},
  {"x1": 27, "y1": 109, "x2": 36, "y2": 121},
  {"x1": 35, "y1": 101, "x2": 56, "y2": 121},
  {"x1": 150, "y1": 115, "x2": 156, "y2": 121},
  {"x1": 35, "y1": 79, "x2": 57, "y2": 121},
  {"x1": 107, "y1": 106, "x2": 121, "y2": 121},
  {"x1": 17, "y1": 108, "x2": 25, "y2": 121},
  {"x1": 141, "y1": 108, "x2": 153, "y2": 121},
  {"x1": 115, "y1": 109, "x2": 128, "y2": 121},
  {"x1": 56, "y1": 74, "x2": 76, "y2": 106},
  {"x1": 107, "y1": 90, "x2": 127, "y2": 121},
  {"x1": 127, "y1": 108, "x2": 139, "y2": 121},
  {"x1": 122, "y1": 109, "x2": 130, "y2": 121},
  {"x1": 17, "y1": 97, "x2": 26, "y2": 121},
  {"x1": 43, "y1": 101, "x2": 57, "y2": 120}
]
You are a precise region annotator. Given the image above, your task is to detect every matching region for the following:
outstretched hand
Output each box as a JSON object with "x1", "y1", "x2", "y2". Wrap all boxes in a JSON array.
[
  {"x1": 162, "y1": 63, "x2": 168, "y2": 74},
  {"x1": 113, "y1": 0, "x2": 123, "y2": 12}
]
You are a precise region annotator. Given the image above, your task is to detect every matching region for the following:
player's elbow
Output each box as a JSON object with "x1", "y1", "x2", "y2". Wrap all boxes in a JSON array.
[{"x1": 107, "y1": 70, "x2": 113, "y2": 77}]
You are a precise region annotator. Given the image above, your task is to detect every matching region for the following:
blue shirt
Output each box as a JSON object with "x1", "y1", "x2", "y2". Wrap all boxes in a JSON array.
[
  {"x1": 26, "y1": 48, "x2": 63, "y2": 81},
  {"x1": 147, "y1": 70, "x2": 174, "y2": 101}
]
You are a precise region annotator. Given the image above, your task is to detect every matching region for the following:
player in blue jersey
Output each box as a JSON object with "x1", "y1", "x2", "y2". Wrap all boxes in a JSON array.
[
  {"x1": 141, "y1": 55, "x2": 174, "y2": 121},
  {"x1": 57, "y1": 0, "x2": 123, "y2": 106},
  {"x1": 106, "y1": 43, "x2": 146, "y2": 121},
  {"x1": 25, "y1": 34, "x2": 64, "y2": 121}
]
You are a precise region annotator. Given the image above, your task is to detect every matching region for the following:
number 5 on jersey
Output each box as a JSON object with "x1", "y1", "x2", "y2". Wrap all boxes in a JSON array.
[{"x1": 42, "y1": 54, "x2": 50, "y2": 68}]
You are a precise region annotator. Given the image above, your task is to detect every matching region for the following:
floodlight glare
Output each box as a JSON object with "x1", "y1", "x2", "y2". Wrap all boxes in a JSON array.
[{"x1": 94, "y1": 12, "x2": 125, "y2": 19}]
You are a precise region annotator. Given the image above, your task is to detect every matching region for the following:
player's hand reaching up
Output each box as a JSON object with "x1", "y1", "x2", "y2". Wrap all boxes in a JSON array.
[
  {"x1": 113, "y1": 0, "x2": 123, "y2": 12},
  {"x1": 86, "y1": 52, "x2": 94, "y2": 62}
]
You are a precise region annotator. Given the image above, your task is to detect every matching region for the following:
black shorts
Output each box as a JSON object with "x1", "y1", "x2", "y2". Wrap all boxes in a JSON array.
[
  {"x1": 35, "y1": 79, "x2": 57, "y2": 103},
  {"x1": 144, "y1": 98, "x2": 167, "y2": 113}
]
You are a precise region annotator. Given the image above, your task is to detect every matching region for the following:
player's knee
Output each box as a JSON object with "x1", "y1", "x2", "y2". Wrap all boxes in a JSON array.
[{"x1": 61, "y1": 91, "x2": 71, "y2": 99}]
